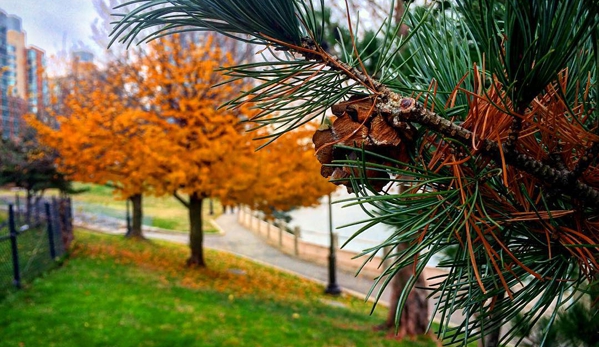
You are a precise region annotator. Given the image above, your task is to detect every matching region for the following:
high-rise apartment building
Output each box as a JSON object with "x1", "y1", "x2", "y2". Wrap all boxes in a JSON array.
[
  {"x1": 6, "y1": 14, "x2": 25, "y2": 100},
  {"x1": 1, "y1": 10, "x2": 9, "y2": 138},
  {"x1": 0, "y1": 8, "x2": 48, "y2": 139},
  {"x1": 27, "y1": 46, "x2": 47, "y2": 115}
]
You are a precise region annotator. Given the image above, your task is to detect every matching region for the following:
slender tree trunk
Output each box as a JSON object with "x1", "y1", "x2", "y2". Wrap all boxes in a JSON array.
[
  {"x1": 127, "y1": 193, "x2": 144, "y2": 239},
  {"x1": 380, "y1": 244, "x2": 429, "y2": 339},
  {"x1": 478, "y1": 292, "x2": 504, "y2": 347},
  {"x1": 187, "y1": 192, "x2": 205, "y2": 267},
  {"x1": 377, "y1": 183, "x2": 429, "y2": 338},
  {"x1": 394, "y1": 0, "x2": 410, "y2": 37},
  {"x1": 479, "y1": 330, "x2": 501, "y2": 347}
]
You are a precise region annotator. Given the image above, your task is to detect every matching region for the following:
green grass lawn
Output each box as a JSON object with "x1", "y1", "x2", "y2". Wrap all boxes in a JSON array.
[
  {"x1": 0, "y1": 183, "x2": 221, "y2": 233},
  {"x1": 0, "y1": 230, "x2": 437, "y2": 347}
]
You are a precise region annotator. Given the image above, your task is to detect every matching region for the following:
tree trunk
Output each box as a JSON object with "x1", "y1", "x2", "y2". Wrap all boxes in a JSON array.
[
  {"x1": 187, "y1": 192, "x2": 205, "y2": 267},
  {"x1": 379, "y1": 244, "x2": 429, "y2": 339},
  {"x1": 478, "y1": 292, "x2": 504, "y2": 347},
  {"x1": 127, "y1": 193, "x2": 144, "y2": 239},
  {"x1": 394, "y1": 0, "x2": 410, "y2": 37},
  {"x1": 479, "y1": 330, "x2": 501, "y2": 347}
]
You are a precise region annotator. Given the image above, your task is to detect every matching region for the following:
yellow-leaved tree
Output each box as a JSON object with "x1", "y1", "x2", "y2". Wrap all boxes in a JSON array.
[
  {"x1": 140, "y1": 33, "x2": 255, "y2": 266},
  {"x1": 34, "y1": 33, "x2": 337, "y2": 268},
  {"x1": 223, "y1": 123, "x2": 336, "y2": 218},
  {"x1": 29, "y1": 56, "x2": 162, "y2": 238}
]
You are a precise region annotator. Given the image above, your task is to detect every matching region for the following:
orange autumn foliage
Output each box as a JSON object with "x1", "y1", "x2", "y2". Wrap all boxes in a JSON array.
[
  {"x1": 134, "y1": 33, "x2": 258, "y2": 266},
  {"x1": 140, "y1": 34, "x2": 254, "y2": 201},
  {"x1": 31, "y1": 33, "x2": 336, "y2": 265},
  {"x1": 28, "y1": 57, "x2": 160, "y2": 200},
  {"x1": 222, "y1": 123, "x2": 336, "y2": 218}
]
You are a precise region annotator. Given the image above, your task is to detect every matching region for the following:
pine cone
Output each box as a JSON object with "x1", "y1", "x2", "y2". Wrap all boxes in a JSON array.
[{"x1": 312, "y1": 96, "x2": 416, "y2": 191}]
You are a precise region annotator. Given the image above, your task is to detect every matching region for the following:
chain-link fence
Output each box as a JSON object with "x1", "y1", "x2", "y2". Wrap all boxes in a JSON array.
[{"x1": 0, "y1": 197, "x2": 73, "y2": 299}]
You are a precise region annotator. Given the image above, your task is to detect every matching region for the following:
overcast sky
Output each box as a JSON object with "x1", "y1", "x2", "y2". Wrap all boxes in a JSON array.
[{"x1": 0, "y1": 0, "x2": 100, "y2": 58}]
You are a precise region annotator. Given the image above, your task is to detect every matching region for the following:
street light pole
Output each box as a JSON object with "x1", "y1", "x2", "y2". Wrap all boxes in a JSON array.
[{"x1": 325, "y1": 193, "x2": 341, "y2": 295}]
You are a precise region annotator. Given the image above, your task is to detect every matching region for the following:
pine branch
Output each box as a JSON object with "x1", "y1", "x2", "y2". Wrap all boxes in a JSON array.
[
  {"x1": 300, "y1": 38, "x2": 599, "y2": 207},
  {"x1": 572, "y1": 142, "x2": 599, "y2": 180},
  {"x1": 378, "y1": 101, "x2": 599, "y2": 204}
]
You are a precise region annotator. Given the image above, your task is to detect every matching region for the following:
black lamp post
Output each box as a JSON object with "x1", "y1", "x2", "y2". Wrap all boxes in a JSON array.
[{"x1": 325, "y1": 193, "x2": 341, "y2": 295}]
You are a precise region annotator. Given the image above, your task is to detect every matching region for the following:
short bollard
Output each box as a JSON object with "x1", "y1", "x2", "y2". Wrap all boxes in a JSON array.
[
  {"x1": 293, "y1": 226, "x2": 301, "y2": 256},
  {"x1": 278, "y1": 222, "x2": 284, "y2": 247}
]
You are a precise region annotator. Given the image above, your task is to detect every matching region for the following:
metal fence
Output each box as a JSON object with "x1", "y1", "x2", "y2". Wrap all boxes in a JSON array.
[{"x1": 0, "y1": 197, "x2": 73, "y2": 298}]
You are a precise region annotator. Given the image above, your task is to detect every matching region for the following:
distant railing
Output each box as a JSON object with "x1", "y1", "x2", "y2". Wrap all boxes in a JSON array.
[
  {"x1": 293, "y1": 226, "x2": 386, "y2": 255},
  {"x1": 237, "y1": 207, "x2": 393, "y2": 277},
  {"x1": 0, "y1": 197, "x2": 73, "y2": 298}
]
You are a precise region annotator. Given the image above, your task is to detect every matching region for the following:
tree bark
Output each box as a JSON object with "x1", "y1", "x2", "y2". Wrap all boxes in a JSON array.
[
  {"x1": 478, "y1": 292, "x2": 505, "y2": 347},
  {"x1": 127, "y1": 193, "x2": 144, "y2": 239},
  {"x1": 187, "y1": 192, "x2": 206, "y2": 267},
  {"x1": 394, "y1": 0, "x2": 410, "y2": 37},
  {"x1": 479, "y1": 329, "x2": 501, "y2": 347},
  {"x1": 379, "y1": 244, "x2": 429, "y2": 339}
]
